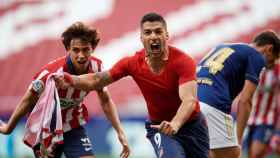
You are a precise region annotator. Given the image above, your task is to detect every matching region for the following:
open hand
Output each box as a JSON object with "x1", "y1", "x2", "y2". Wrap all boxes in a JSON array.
[
  {"x1": 150, "y1": 121, "x2": 179, "y2": 136},
  {"x1": 0, "y1": 120, "x2": 11, "y2": 135},
  {"x1": 118, "y1": 132, "x2": 130, "y2": 158},
  {"x1": 54, "y1": 72, "x2": 74, "y2": 89}
]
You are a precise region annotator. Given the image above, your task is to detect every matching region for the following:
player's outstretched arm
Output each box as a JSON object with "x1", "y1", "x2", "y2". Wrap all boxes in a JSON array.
[
  {"x1": 236, "y1": 80, "x2": 257, "y2": 144},
  {"x1": 151, "y1": 81, "x2": 197, "y2": 135},
  {"x1": 0, "y1": 90, "x2": 38, "y2": 134},
  {"x1": 97, "y1": 88, "x2": 130, "y2": 158},
  {"x1": 59, "y1": 71, "x2": 114, "y2": 91}
]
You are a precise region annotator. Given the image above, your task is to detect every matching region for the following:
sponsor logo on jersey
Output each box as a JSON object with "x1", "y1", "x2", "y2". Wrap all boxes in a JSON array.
[
  {"x1": 60, "y1": 98, "x2": 82, "y2": 108},
  {"x1": 32, "y1": 79, "x2": 44, "y2": 94}
]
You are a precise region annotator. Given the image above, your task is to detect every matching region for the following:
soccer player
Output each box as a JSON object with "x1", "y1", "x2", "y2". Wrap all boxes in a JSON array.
[
  {"x1": 197, "y1": 30, "x2": 280, "y2": 158},
  {"x1": 270, "y1": 108, "x2": 280, "y2": 157},
  {"x1": 0, "y1": 22, "x2": 130, "y2": 158},
  {"x1": 246, "y1": 61, "x2": 280, "y2": 158},
  {"x1": 56, "y1": 12, "x2": 209, "y2": 158}
]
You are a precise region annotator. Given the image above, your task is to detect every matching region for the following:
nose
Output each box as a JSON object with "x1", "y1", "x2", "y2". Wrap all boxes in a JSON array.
[
  {"x1": 150, "y1": 31, "x2": 157, "y2": 39},
  {"x1": 77, "y1": 51, "x2": 86, "y2": 58}
]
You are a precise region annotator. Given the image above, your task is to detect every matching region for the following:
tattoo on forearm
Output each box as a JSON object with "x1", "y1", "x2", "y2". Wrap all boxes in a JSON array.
[{"x1": 92, "y1": 71, "x2": 113, "y2": 89}]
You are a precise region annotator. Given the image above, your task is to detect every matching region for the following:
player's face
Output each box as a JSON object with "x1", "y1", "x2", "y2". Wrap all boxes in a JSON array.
[
  {"x1": 68, "y1": 38, "x2": 93, "y2": 73},
  {"x1": 141, "y1": 21, "x2": 169, "y2": 59}
]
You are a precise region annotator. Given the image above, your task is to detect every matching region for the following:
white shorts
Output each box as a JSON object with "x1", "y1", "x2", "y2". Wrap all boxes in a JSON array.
[{"x1": 200, "y1": 102, "x2": 238, "y2": 149}]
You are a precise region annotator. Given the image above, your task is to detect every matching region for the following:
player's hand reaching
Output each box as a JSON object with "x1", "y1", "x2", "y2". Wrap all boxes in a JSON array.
[
  {"x1": 54, "y1": 72, "x2": 75, "y2": 89},
  {"x1": 0, "y1": 120, "x2": 11, "y2": 135},
  {"x1": 150, "y1": 121, "x2": 179, "y2": 136},
  {"x1": 117, "y1": 132, "x2": 130, "y2": 158}
]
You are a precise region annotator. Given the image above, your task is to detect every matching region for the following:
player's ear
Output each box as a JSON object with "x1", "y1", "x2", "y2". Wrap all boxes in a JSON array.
[
  {"x1": 166, "y1": 31, "x2": 169, "y2": 40},
  {"x1": 140, "y1": 32, "x2": 144, "y2": 43},
  {"x1": 266, "y1": 44, "x2": 273, "y2": 52},
  {"x1": 264, "y1": 44, "x2": 274, "y2": 56}
]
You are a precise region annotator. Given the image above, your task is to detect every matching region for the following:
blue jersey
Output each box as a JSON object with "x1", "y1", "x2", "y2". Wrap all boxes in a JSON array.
[{"x1": 197, "y1": 43, "x2": 265, "y2": 114}]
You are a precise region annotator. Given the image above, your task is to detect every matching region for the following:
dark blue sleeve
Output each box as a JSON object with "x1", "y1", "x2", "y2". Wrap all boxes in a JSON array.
[{"x1": 245, "y1": 53, "x2": 265, "y2": 85}]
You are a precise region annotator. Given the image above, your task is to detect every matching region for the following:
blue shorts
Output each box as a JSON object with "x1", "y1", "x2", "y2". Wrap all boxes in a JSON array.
[
  {"x1": 34, "y1": 126, "x2": 94, "y2": 158},
  {"x1": 274, "y1": 130, "x2": 280, "y2": 137},
  {"x1": 246, "y1": 125, "x2": 274, "y2": 146},
  {"x1": 145, "y1": 112, "x2": 209, "y2": 158}
]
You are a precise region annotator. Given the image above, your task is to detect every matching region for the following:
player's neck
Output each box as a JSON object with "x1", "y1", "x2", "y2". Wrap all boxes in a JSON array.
[
  {"x1": 250, "y1": 43, "x2": 263, "y2": 55},
  {"x1": 266, "y1": 62, "x2": 275, "y2": 69},
  {"x1": 146, "y1": 51, "x2": 168, "y2": 74}
]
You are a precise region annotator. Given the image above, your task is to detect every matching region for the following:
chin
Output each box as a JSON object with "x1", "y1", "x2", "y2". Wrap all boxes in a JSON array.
[{"x1": 150, "y1": 54, "x2": 162, "y2": 59}]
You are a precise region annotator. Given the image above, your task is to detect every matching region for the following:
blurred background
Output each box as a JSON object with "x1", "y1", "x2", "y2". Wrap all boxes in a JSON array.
[{"x1": 1, "y1": 0, "x2": 280, "y2": 157}]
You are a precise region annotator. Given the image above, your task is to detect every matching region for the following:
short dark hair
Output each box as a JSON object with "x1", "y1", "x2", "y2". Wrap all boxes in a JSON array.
[
  {"x1": 140, "y1": 12, "x2": 167, "y2": 28},
  {"x1": 253, "y1": 30, "x2": 280, "y2": 57},
  {"x1": 61, "y1": 22, "x2": 100, "y2": 50}
]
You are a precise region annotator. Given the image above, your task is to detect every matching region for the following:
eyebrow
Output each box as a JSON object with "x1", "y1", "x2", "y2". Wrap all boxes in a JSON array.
[{"x1": 143, "y1": 27, "x2": 163, "y2": 31}]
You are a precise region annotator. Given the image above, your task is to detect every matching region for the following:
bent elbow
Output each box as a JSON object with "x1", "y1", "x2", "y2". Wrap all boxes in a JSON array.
[{"x1": 238, "y1": 99, "x2": 252, "y2": 112}]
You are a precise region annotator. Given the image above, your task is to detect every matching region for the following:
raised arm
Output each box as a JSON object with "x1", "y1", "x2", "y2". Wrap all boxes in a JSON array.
[
  {"x1": 0, "y1": 90, "x2": 38, "y2": 134},
  {"x1": 96, "y1": 88, "x2": 130, "y2": 158},
  {"x1": 236, "y1": 80, "x2": 257, "y2": 144}
]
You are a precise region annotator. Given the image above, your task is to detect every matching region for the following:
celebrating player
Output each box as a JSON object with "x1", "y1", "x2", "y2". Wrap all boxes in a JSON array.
[
  {"x1": 0, "y1": 22, "x2": 130, "y2": 158},
  {"x1": 56, "y1": 12, "x2": 209, "y2": 158}
]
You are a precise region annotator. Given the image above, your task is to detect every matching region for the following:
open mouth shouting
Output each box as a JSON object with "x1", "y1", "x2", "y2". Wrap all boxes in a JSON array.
[{"x1": 150, "y1": 42, "x2": 161, "y2": 53}]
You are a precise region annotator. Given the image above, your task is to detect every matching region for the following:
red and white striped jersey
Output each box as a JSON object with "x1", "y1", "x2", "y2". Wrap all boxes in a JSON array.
[
  {"x1": 248, "y1": 63, "x2": 280, "y2": 126},
  {"x1": 30, "y1": 55, "x2": 102, "y2": 132}
]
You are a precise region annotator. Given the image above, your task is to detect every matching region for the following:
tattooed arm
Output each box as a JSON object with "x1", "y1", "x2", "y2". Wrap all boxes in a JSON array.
[
  {"x1": 56, "y1": 57, "x2": 130, "y2": 91},
  {"x1": 61, "y1": 71, "x2": 114, "y2": 91}
]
